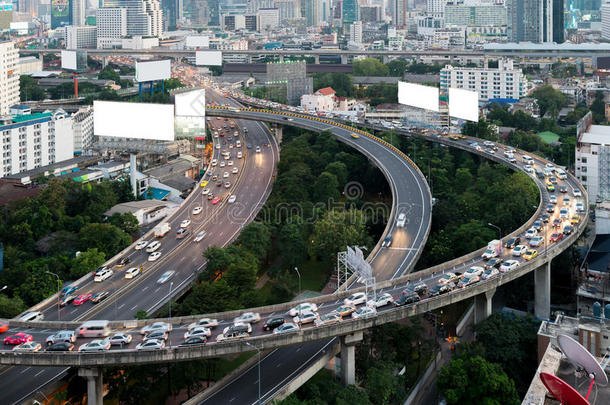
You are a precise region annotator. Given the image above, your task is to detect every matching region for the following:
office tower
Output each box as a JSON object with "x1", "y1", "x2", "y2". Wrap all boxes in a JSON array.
[
  {"x1": 0, "y1": 41, "x2": 18, "y2": 116},
  {"x1": 101, "y1": 0, "x2": 163, "y2": 36},
  {"x1": 305, "y1": 0, "x2": 320, "y2": 26},
  {"x1": 390, "y1": 0, "x2": 406, "y2": 27},
  {"x1": 507, "y1": 0, "x2": 552, "y2": 43},
  {"x1": 444, "y1": 2, "x2": 507, "y2": 26},
  {"x1": 257, "y1": 7, "x2": 279, "y2": 31},
  {"x1": 96, "y1": 7, "x2": 127, "y2": 47},
  {"x1": 51, "y1": 0, "x2": 72, "y2": 28},
  {"x1": 72, "y1": 0, "x2": 85, "y2": 25},
  {"x1": 349, "y1": 19, "x2": 362, "y2": 42},
  {"x1": 275, "y1": 0, "x2": 299, "y2": 22},
  {"x1": 552, "y1": 0, "x2": 563, "y2": 42},
  {"x1": 342, "y1": 0, "x2": 360, "y2": 26},
  {"x1": 427, "y1": 0, "x2": 447, "y2": 16},
  {"x1": 603, "y1": 2, "x2": 610, "y2": 40},
  {"x1": 161, "y1": 0, "x2": 179, "y2": 28},
  {"x1": 66, "y1": 25, "x2": 97, "y2": 47}
]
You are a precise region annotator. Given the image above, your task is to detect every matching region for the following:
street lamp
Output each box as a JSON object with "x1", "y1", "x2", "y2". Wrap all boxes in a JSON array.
[
  {"x1": 293, "y1": 267, "x2": 301, "y2": 296},
  {"x1": 0, "y1": 285, "x2": 7, "y2": 293},
  {"x1": 487, "y1": 222, "x2": 502, "y2": 238},
  {"x1": 245, "y1": 342, "x2": 261, "y2": 405},
  {"x1": 45, "y1": 271, "x2": 61, "y2": 321}
]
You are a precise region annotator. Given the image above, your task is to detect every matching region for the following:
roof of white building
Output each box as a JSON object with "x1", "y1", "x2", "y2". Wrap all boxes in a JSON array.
[{"x1": 581, "y1": 125, "x2": 610, "y2": 145}]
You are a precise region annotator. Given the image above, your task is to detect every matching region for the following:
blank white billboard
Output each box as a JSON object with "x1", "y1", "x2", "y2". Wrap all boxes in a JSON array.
[
  {"x1": 195, "y1": 51, "x2": 222, "y2": 66},
  {"x1": 94, "y1": 101, "x2": 175, "y2": 141},
  {"x1": 61, "y1": 50, "x2": 77, "y2": 70},
  {"x1": 185, "y1": 36, "x2": 210, "y2": 48},
  {"x1": 398, "y1": 82, "x2": 439, "y2": 112},
  {"x1": 448, "y1": 88, "x2": 479, "y2": 122},
  {"x1": 175, "y1": 89, "x2": 206, "y2": 117},
  {"x1": 135, "y1": 59, "x2": 171, "y2": 83}
]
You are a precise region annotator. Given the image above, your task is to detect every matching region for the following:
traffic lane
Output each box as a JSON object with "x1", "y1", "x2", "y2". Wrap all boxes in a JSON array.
[{"x1": 2, "y1": 366, "x2": 68, "y2": 405}]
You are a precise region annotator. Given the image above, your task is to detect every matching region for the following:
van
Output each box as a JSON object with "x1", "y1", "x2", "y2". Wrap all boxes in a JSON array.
[
  {"x1": 75, "y1": 320, "x2": 111, "y2": 338},
  {"x1": 556, "y1": 169, "x2": 567, "y2": 180},
  {"x1": 19, "y1": 311, "x2": 44, "y2": 322},
  {"x1": 522, "y1": 155, "x2": 535, "y2": 165}
]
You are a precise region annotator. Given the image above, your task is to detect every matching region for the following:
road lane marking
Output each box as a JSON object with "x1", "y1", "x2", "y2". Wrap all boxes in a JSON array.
[
  {"x1": 20, "y1": 367, "x2": 30, "y2": 374},
  {"x1": 34, "y1": 369, "x2": 45, "y2": 377}
]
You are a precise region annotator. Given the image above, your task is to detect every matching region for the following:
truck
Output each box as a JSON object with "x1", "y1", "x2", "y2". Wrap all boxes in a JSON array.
[
  {"x1": 481, "y1": 240, "x2": 502, "y2": 259},
  {"x1": 154, "y1": 223, "x2": 171, "y2": 238}
]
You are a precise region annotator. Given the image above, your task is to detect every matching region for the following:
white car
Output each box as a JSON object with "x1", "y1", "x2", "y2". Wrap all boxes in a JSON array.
[
  {"x1": 215, "y1": 144, "x2": 220, "y2": 150},
  {"x1": 148, "y1": 251, "x2": 162, "y2": 261},
  {"x1": 366, "y1": 293, "x2": 394, "y2": 308},
  {"x1": 146, "y1": 241, "x2": 161, "y2": 253},
  {"x1": 396, "y1": 213, "x2": 406, "y2": 227},
  {"x1": 481, "y1": 248, "x2": 498, "y2": 259},
  {"x1": 463, "y1": 266, "x2": 484, "y2": 278},
  {"x1": 481, "y1": 268, "x2": 499, "y2": 280},
  {"x1": 256, "y1": 146, "x2": 261, "y2": 153},
  {"x1": 79, "y1": 340, "x2": 111, "y2": 352},
  {"x1": 93, "y1": 269, "x2": 113, "y2": 282},
  {"x1": 184, "y1": 327, "x2": 212, "y2": 340},
  {"x1": 233, "y1": 312, "x2": 261, "y2": 324},
  {"x1": 157, "y1": 271, "x2": 175, "y2": 284},
  {"x1": 560, "y1": 208, "x2": 569, "y2": 219},
  {"x1": 187, "y1": 318, "x2": 219, "y2": 331},
  {"x1": 228, "y1": 160, "x2": 233, "y2": 166},
  {"x1": 220, "y1": 161, "x2": 226, "y2": 167},
  {"x1": 293, "y1": 311, "x2": 319, "y2": 324},
  {"x1": 563, "y1": 197, "x2": 570, "y2": 206},
  {"x1": 201, "y1": 188, "x2": 210, "y2": 195},
  {"x1": 438, "y1": 273, "x2": 459, "y2": 285},
  {"x1": 237, "y1": 151, "x2": 243, "y2": 159},
  {"x1": 524, "y1": 165, "x2": 534, "y2": 174},
  {"x1": 573, "y1": 189, "x2": 582, "y2": 197},
  {"x1": 576, "y1": 202, "x2": 584, "y2": 212},
  {"x1": 180, "y1": 219, "x2": 191, "y2": 228},
  {"x1": 344, "y1": 292, "x2": 367, "y2": 306},
  {"x1": 140, "y1": 322, "x2": 172, "y2": 335},
  {"x1": 351, "y1": 306, "x2": 377, "y2": 319},
  {"x1": 125, "y1": 267, "x2": 140, "y2": 279},
  {"x1": 525, "y1": 228, "x2": 537, "y2": 239},
  {"x1": 500, "y1": 260, "x2": 519, "y2": 272},
  {"x1": 223, "y1": 172, "x2": 229, "y2": 178},
  {"x1": 529, "y1": 236, "x2": 544, "y2": 247},
  {"x1": 274, "y1": 323, "x2": 299, "y2": 334},
  {"x1": 211, "y1": 159, "x2": 217, "y2": 166},
  {"x1": 136, "y1": 339, "x2": 165, "y2": 350},
  {"x1": 135, "y1": 240, "x2": 148, "y2": 250},
  {"x1": 194, "y1": 230, "x2": 207, "y2": 243},
  {"x1": 232, "y1": 167, "x2": 238, "y2": 174},
  {"x1": 227, "y1": 195, "x2": 236, "y2": 204},
  {"x1": 511, "y1": 245, "x2": 527, "y2": 256},
  {"x1": 288, "y1": 303, "x2": 318, "y2": 317},
  {"x1": 192, "y1": 206, "x2": 203, "y2": 215}
]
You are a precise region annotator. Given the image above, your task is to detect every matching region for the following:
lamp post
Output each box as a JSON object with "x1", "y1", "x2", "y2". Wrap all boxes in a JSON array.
[
  {"x1": 0, "y1": 285, "x2": 7, "y2": 293},
  {"x1": 45, "y1": 271, "x2": 60, "y2": 321},
  {"x1": 487, "y1": 222, "x2": 502, "y2": 238},
  {"x1": 293, "y1": 267, "x2": 301, "y2": 296},
  {"x1": 245, "y1": 342, "x2": 261, "y2": 404}
]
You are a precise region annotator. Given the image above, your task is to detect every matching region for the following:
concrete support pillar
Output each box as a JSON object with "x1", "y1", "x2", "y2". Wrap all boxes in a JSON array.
[
  {"x1": 274, "y1": 125, "x2": 282, "y2": 144},
  {"x1": 340, "y1": 331, "x2": 362, "y2": 386},
  {"x1": 102, "y1": 56, "x2": 108, "y2": 68},
  {"x1": 474, "y1": 288, "x2": 495, "y2": 324},
  {"x1": 279, "y1": 54, "x2": 284, "y2": 62},
  {"x1": 340, "y1": 55, "x2": 348, "y2": 65},
  {"x1": 314, "y1": 54, "x2": 320, "y2": 64},
  {"x1": 535, "y1": 261, "x2": 551, "y2": 319},
  {"x1": 382, "y1": 55, "x2": 389, "y2": 64},
  {"x1": 130, "y1": 153, "x2": 138, "y2": 198},
  {"x1": 79, "y1": 368, "x2": 103, "y2": 405}
]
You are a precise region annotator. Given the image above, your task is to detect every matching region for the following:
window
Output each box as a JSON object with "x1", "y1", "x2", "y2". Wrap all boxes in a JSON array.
[{"x1": 582, "y1": 157, "x2": 587, "y2": 163}]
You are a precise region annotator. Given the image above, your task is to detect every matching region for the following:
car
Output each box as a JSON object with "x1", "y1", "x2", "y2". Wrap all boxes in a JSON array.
[
  {"x1": 395, "y1": 291, "x2": 420, "y2": 306},
  {"x1": 512, "y1": 245, "x2": 527, "y2": 256},
  {"x1": 438, "y1": 273, "x2": 459, "y2": 285},
  {"x1": 215, "y1": 180, "x2": 222, "y2": 187},
  {"x1": 482, "y1": 246, "x2": 499, "y2": 259},
  {"x1": 409, "y1": 281, "x2": 429, "y2": 296},
  {"x1": 533, "y1": 220, "x2": 543, "y2": 231},
  {"x1": 46, "y1": 331, "x2": 76, "y2": 345},
  {"x1": 288, "y1": 303, "x2": 318, "y2": 317},
  {"x1": 157, "y1": 271, "x2": 175, "y2": 284},
  {"x1": 351, "y1": 306, "x2": 377, "y2": 319},
  {"x1": 505, "y1": 237, "x2": 520, "y2": 249},
  {"x1": 344, "y1": 292, "x2": 367, "y2": 306},
  {"x1": 481, "y1": 268, "x2": 499, "y2": 280},
  {"x1": 212, "y1": 174, "x2": 218, "y2": 181},
  {"x1": 350, "y1": 133, "x2": 360, "y2": 139},
  {"x1": 464, "y1": 266, "x2": 484, "y2": 278},
  {"x1": 187, "y1": 318, "x2": 219, "y2": 331},
  {"x1": 546, "y1": 183, "x2": 555, "y2": 192},
  {"x1": 181, "y1": 336, "x2": 207, "y2": 346},
  {"x1": 247, "y1": 143, "x2": 252, "y2": 149},
  {"x1": 525, "y1": 228, "x2": 537, "y2": 239},
  {"x1": 396, "y1": 213, "x2": 407, "y2": 227},
  {"x1": 79, "y1": 340, "x2": 111, "y2": 352},
  {"x1": 93, "y1": 266, "x2": 109, "y2": 278},
  {"x1": 136, "y1": 339, "x2": 165, "y2": 350},
  {"x1": 573, "y1": 189, "x2": 582, "y2": 197},
  {"x1": 382, "y1": 234, "x2": 393, "y2": 247},
  {"x1": 192, "y1": 206, "x2": 203, "y2": 215},
  {"x1": 135, "y1": 240, "x2": 149, "y2": 250},
  {"x1": 233, "y1": 312, "x2": 261, "y2": 324},
  {"x1": 550, "y1": 195, "x2": 557, "y2": 204},
  {"x1": 59, "y1": 294, "x2": 76, "y2": 307},
  {"x1": 576, "y1": 202, "x2": 584, "y2": 213},
  {"x1": 560, "y1": 208, "x2": 569, "y2": 219},
  {"x1": 73, "y1": 294, "x2": 91, "y2": 305},
  {"x1": 255, "y1": 146, "x2": 261, "y2": 153},
  {"x1": 293, "y1": 311, "x2": 319, "y2": 324},
  {"x1": 485, "y1": 258, "x2": 502, "y2": 270},
  {"x1": 212, "y1": 196, "x2": 222, "y2": 205},
  {"x1": 46, "y1": 342, "x2": 74, "y2": 351},
  {"x1": 13, "y1": 342, "x2": 42, "y2": 352},
  {"x1": 223, "y1": 323, "x2": 252, "y2": 335},
  {"x1": 563, "y1": 225, "x2": 573, "y2": 235},
  {"x1": 228, "y1": 195, "x2": 236, "y2": 203},
  {"x1": 541, "y1": 214, "x2": 550, "y2": 223},
  {"x1": 211, "y1": 159, "x2": 218, "y2": 166},
  {"x1": 263, "y1": 317, "x2": 286, "y2": 331},
  {"x1": 117, "y1": 257, "x2": 131, "y2": 266},
  {"x1": 184, "y1": 327, "x2": 212, "y2": 340},
  {"x1": 335, "y1": 305, "x2": 357, "y2": 317},
  {"x1": 181, "y1": 219, "x2": 191, "y2": 228},
  {"x1": 216, "y1": 330, "x2": 250, "y2": 342},
  {"x1": 523, "y1": 249, "x2": 538, "y2": 261},
  {"x1": 314, "y1": 312, "x2": 342, "y2": 327},
  {"x1": 223, "y1": 171, "x2": 229, "y2": 178},
  {"x1": 546, "y1": 204, "x2": 555, "y2": 213},
  {"x1": 228, "y1": 160, "x2": 234, "y2": 166},
  {"x1": 457, "y1": 276, "x2": 480, "y2": 288},
  {"x1": 201, "y1": 188, "x2": 210, "y2": 195},
  {"x1": 215, "y1": 144, "x2": 220, "y2": 150},
  {"x1": 94, "y1": 268, "x2": 113, "y2": 282},
  {"x1": 200, "y1": 180, "x2": 208, "y2": 188},
  {"x1": 125, "y1": 267, "x2": 140, "y2": 279},
  {"x1": 571, "y1": 215, "x2": 581, "y2": 224},
  {"x1": 144, "y1": 330, "x2": 169, "y2": 342},
  {"x1": 549, "y1": 177, "x2": 558, "y2": 185},
  {"x1": 524, "y1": 165, "x2": 534, "y2": 174},
  {"x1": 553, "y1": 218, "x2": 562, "y2": 229},
  {"x1": 176, "y1": 228, "x2": 189, "y2": 239},
  {"x1": 232, "y1": 167, "x2": 238, "y2": 174},
  {"x1": 237, "y1": 151, "x2": 243, "y2": 159},
  {"x1": 140, "y1": 322, "x2": 172, "y2": 335},
  {"x1": 107, "y1": 333, "x2": 132, "y2": 346},
  {"x1": 59, "y1": 285, "x2": 78, "y2": 298},
  {"x1": 146, "y1": 241, "x2": 161, "y2": 253},
  {"x1": 559, "y1": 185, "x2": 567, "y2": 193},
  {"x1": 529, "y1": 236, "x2": 544, "y2": 247},
  {"x1": 224, "y1": 181, "x2": 231, "y2": 188},
  {"x1": 367, "y1": 293, "x2": 394, "y2": 308},
  {"x1": 563, "y1": 197, "x2": 571, "y2": 206},
  {"x1": 148, "y1": 251, "x2": 162, "y2": 261},
  {"x1": 4, "y1": 333, "x2": 33, "y2": 345},
  {"x1": 0, "y1": 321, "x2": 7, "y2": 333},
  {"x1": 500, "y1": 260, "x2": 519, "y2": 272},
  {"x1": 194, "y1": 231, "x2": 207, "y2": 243},
  {"x1": 550, "y1": 233, "x2": 564, "y2": 243}
]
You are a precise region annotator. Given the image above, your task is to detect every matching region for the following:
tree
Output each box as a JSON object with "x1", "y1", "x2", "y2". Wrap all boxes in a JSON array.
[
  {"x1": 236, "y1": 222, "x2": 271, "y2": 261},
  {"x1": 386, "y1": 59, "x2": 407, "y2": 77},
  {"x1": 16, "y1": 268, "x2": 58, "y2": 306},
  {"x1": 531, "y1": 85, "x2": 567, "y2": 119},
  {"x1": 309, "y1": 209, "x2": 370, "y2": 263},
  {"x1": 461, "y1": 118, "x2": 498, "y2": 141},
  {"x1": 179, "y1": 279, "x2": 240, "y2": 314},
  {"x1": 0, "y1": 294, "x2": 27, "y2": 318},
  {"x1": 222, "y1": 252, "x2": 259, "y2": 296},
  {"x1": 78, "y1": 223, "x2": 131, "y2": 257},
  {"x1": 313, "y1": 171, "x2": 340, "y2": 203},
  {"x1": 324, "y1": 161, "x2": 348, "y2": 188},
  {"x1": 134, "y1": 310, "x2": 149, "y2": 320},
  {"x1": 437, "y1": 355, "x2": 519, "y2": 405},
  {"x1": 19, "y1": 75, "x2": 46, "y2": 101},
  {"x1": 366, "y1": 362, "x2": 404, "y2": 405},
  {"x1": 108, "y1": 212, "x2": 140, "y2": 235},
  {"x1": 353, "y1": 58, "x2": 390, "y2": 76},
  {"x1": 590, "y1": 91, "x2": 606, "y2": 124},
  {"x1": 98, "y1": 66, "x2": 121, "y2": 83},
  {"x1": 277, "y1": 222, "x2": 308, "y2": 269},
  {"x1": 70, "y1": 248, "x2": 106, "y2": 279}
]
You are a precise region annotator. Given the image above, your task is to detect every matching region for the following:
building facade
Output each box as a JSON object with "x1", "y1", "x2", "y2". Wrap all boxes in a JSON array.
[
  {"x1": 0, "y1": 111, "x2": 74, "y2": 177},
  {"x1": 71, "y1": 0, "x2": 85, "y2": 25},
  {"x1": 444, "y1": 2, "x2": 507, "y2": 26},
  {"x1": 576, "y1": 113, "x2": 610, "y2": 202},
  {"x1": 349, "y1": 20, "x2": 363, "y2": 43},
  {"x1": 66, "y1": 25, "x2": 97, "y2": 48},
  {"x1": 0, "y1": 41, "x2": 19, "y2": 117},
  {"x1": 440, "y1": 58, "x2": 527, "y2": 102},
  {"x1": 96, "y1": 7, "x2": 127, "y2": 48},
  {"x1": 390, "y1": 0, "x2": 406, "y2": 27},
  {"x1": 342, "y1": 0, "x2": 360, "y2": 26},
  {"x1": 507, "y1": 0, "x2": 553, "y2": 43},
  {"x1": 71, "y1": 106, "x2": 94, "y2": 154},
  {"x1": 101, "y1": 0, "x2": 162, "y2": 37}
]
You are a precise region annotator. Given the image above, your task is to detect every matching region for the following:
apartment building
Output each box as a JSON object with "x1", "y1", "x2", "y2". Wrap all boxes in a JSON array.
[
  {"x1": 0, "y1": 41, "x2": 19, "y2": 117},
  {"x1": 66, "y1": 25, "x2": 97, "y2": 48},
  {"x1": 576, "y1": 112, "x2": 610, "y2": 202},
  {"x1": 96, "y1": 7, "x2": 127, "y2": 49}
]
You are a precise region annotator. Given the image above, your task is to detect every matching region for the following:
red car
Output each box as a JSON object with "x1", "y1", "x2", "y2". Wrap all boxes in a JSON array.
[
  {"x1": 0, "y1": 321, "x2": 8, "y2": 333},
  {"x1": 73, "y1": 294, "x2": 92, "y2": 306},
  {"x1": 212, "y1": 196, "x2": 221, "y2": 205},
  {"x1": 550, "y1": 233, "x2": 564, "y2": 243},
  {"x1": 4, "y1": 333, "x2": 33, "y2": 345}
]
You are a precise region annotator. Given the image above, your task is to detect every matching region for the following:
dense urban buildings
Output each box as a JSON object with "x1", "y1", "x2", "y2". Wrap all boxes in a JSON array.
[{"x1": 0, "y1": 41, "x2": 19, "y2": 116}]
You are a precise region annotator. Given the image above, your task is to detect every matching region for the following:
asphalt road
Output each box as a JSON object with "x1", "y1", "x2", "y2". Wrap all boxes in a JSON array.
[{"x1": 0, "y1": 91, "x2": 280, "y2": 405}]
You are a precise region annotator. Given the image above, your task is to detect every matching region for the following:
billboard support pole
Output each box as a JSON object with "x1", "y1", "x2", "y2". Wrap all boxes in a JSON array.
[{"x1": 138, "y1": 83, "x2": 143, "y2": 101}]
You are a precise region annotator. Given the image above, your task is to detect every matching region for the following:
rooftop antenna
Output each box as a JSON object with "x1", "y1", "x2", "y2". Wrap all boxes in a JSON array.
[{"x1": 540, "y1": 372, "x2": 589, "y2": 405}]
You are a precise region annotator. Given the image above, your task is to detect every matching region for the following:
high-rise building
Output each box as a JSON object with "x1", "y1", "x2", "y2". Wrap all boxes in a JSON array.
[
  {"x1": 575, "y1": 113, "x2": 610, "y2": 202},
  {"x1": 507, "y1": 0, "x2": 553, "y2": 43},
  {"x1": 71, "y1": 106, "x2": 94, "y2": 154},
  {"x1": 66, "y1": 25, "x2": 97, "y2": 48},
  {"x1": 603, "y1": 2, "x2": 610, "y2": 40},
  {"x1": 304, "y1": 0, "x2": 320, "y2": 26},
  {"x1": 257, "y1": 7, "x2": 279, "y2": 31},
  {"x1": 72, "y1": 0, "x2": 85, "y2": 25},
  {"x1": 0, "y1": 41, "x2": 19, "y2": 117},
  {"x1": 390, "y1": 0, "x2": 406, "y2": 27},
  {"x1": 101, "y1": 0, "x2": 163, "y2": 37},
  {"x1": 342, "y1": 0, "x2": 360, "y2": 26},
  {"x1": 445, "y1": 2, "x2": 507, "y2": 26},
  {"x1": 349, "y1": 20, "x2": 362, "y2": 43},
  {"x1": 51, "y1": 0, "x2": 72, "y2": 28},
  {"x1": 267, "y1": 61, "x2": 313, "y2": 105},
  {"x1": 427, "y1": 0, "x2": 447, "y2": 16},
  {"x1": 161, "y1": 0, "x2": 179, "y2": 29},
  {"x1": 96, "y1": 7, "x2": 127, "y2": 48},
  {"x1": 552, "y1": 0, "x2": 564, "y2": 42},
  {"x1": 275, "y1": 0, "x2": 299, "y2": 23}
]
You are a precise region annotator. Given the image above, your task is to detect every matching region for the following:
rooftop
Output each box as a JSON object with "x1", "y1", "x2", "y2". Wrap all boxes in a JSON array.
[
  {"x1": 2, "y1": 155, "x2": 102, "y2": 184},
  {"x1": 581, "y1": 125, "x2": 610, "y2": 145},
  {"x1": 537, "y1": 131, "x2": 560, "y2": 144},
  {"x1": 104, "y1": 200, "x2": 173, "y2": 217},
  {"x1": 316, "y1": 87, "x2": 336, "y2": 96}
]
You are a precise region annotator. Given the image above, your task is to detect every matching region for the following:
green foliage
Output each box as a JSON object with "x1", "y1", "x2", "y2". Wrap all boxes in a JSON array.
[
  {"x1": 235, "y1": 222, "x2": 271, "y2": 262},
  {"x1": 405, "y1": 61, "x2": 444, "y2": 74},
  {"x1": 19, "y1": 75, "x2": 46, "y2": 101},
  {"x1": 78, "y1": 223, "x2": 131, "y2": 258},
  {"x1": 0, "y1": 294, "x2": 27, "y2": 318},
  {"x1": 98, "y1": 66, "x2": 132, "y2": 88},
  {"x1": 531, "y1": 85, "x2": 567, "y2": 119},
  {"x1": 355, "y1": 83, "x2": 398, "y2": 106},
  {"x1": 70, "y1": 248, "x2": 106, "y2": 279},
  {"x1": 437, "y1": 354, "x2": 520, "y2": 405},
  {"x1": 461, "y1": 118, "x2": 498, "y2": 141},
  {"x1": 108, "y1": 212, "x2": 140, "y2": 235},
  {"x1": 48, "y1": 81, "x2": 101, "y2": 99},
  {"x1": 134, "y1": 310, "x2": 149, "y2": 320},
  {"x1": 386, "y1": 59, "x2": 407, "y2": 77},
  {"x1": 312, "y1": 73, "x2": 355, "y2": 97},
  {"x1": 590, "y1": 91, "x2": 606, "y2": 124},
  {"x1": 309, "y1": 209, "x2": 371, "y2": 263},
  {"x1": 353, "y1": 58, "x2": 390, "y2": 76},
  {"x1": 366, "y1": 363, "x2": 405, "y2": 405}
]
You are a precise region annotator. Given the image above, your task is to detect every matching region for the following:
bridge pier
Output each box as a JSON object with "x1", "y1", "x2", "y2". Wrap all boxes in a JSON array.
[
  {"x1": 279, "y1": 54, "x2": 284, "y2": 62},
  {"x1": 272, "y1": 124, "x2": 283, "y2": 144},
  {"x1": 314, "y1": 54, "x2": 320, "y2": 64},
  {"x1": 534, "y1": 261, "x2": 551, "y2": 319},
  {"x1": 79, "y1": 368, "x2": 103, "y2": 405},
  {"x1": 102, "y1": 56, "x2": 108, "y2": 68},
  {"x1": 340, "y1": 331, "x2": 362, "y2": 386},
  {"x1": 474, "y1": 288, "x2": 495, "y2": 324}
]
